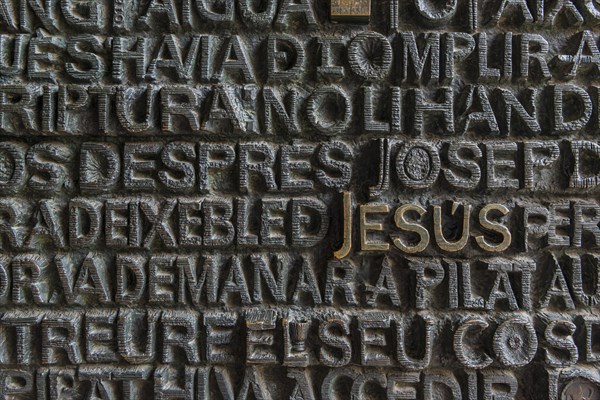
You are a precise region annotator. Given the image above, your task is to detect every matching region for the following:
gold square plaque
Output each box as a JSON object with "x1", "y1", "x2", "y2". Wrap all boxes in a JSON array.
[{"x1": 330, "y1": 0, "x2": 371, "y2": 22}]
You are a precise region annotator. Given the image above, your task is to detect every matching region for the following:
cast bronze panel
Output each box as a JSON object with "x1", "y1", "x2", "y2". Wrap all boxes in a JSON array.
[{"x1": 0, "y1": 0, "x2": 599, "y2": 399}]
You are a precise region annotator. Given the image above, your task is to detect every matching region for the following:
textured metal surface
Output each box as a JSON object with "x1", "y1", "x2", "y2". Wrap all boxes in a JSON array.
[{"x1": 0, "y1": 0, "x2": 599, "y2": 399}]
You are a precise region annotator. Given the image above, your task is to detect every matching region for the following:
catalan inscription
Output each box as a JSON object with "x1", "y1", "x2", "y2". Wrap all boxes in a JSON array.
[{"x1": 1, "y1": 0, "x2": 600, "y2": 398}]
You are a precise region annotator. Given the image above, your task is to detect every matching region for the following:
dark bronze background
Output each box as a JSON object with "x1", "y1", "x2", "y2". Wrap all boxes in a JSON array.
[{"x1": 0, "y1": 0, "x2": 598, "y2": 398}]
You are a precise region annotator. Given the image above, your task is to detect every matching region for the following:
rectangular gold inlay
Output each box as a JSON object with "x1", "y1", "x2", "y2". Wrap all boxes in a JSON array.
[{"x1": 330, "y1": 0, "x2": 371, "y2": 22}]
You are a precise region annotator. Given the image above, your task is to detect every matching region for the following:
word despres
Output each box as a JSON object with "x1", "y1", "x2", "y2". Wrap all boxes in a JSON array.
[
  {"x1": 3, "y1": 0, "x2": 600, "y2": 399},
  {"x1": 0, "y1": 139, "x2": 598, "y2": 194}
]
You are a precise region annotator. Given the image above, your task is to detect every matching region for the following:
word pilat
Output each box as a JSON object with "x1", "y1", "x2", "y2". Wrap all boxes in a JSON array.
[
  {"x1": 0, "y1": 365, "x2": 590, "y2": 400},
  {"x1": 0, "y1": 251, "x2": 598, "y2": 311},
  {"x1": 1, "y1": 0, "x2": 600, "y2": 397}
]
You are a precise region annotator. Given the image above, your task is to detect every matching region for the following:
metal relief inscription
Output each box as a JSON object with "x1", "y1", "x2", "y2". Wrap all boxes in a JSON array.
[{"x1": 0, "y1": 0, "x2": 600, "y2": 399}]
